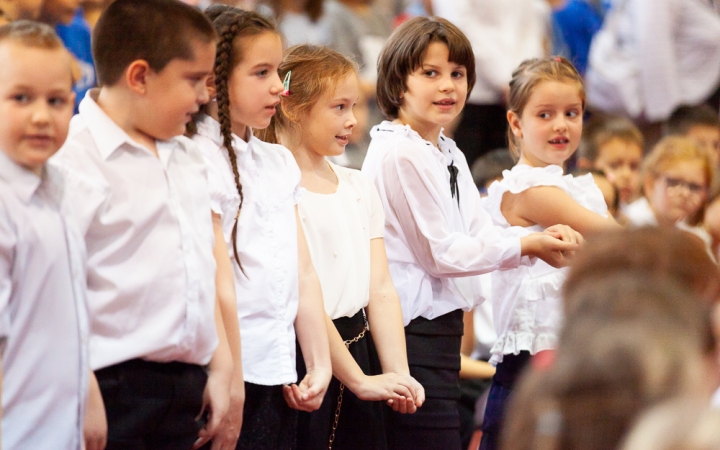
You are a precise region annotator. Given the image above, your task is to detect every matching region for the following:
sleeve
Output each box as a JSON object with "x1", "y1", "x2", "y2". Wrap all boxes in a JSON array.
[
  {"x1": 280, "y1": 145, "x2": 305, "y2": 205},
  {"x1": 0, "y1": 199, "x2": 15, "y2": 345},
  {"x1": 381, "y1": 141, "x2": 525, "y2": 279},
  {"x1": 365, "y1": 175, "x2": 385, "y2": 239}
]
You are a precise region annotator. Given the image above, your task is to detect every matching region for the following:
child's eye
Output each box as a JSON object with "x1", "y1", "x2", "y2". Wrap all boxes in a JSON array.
[
  {"x1": 423, "y1": 70, "x2": 438, "y2": 77},
  {"x1": 539, "y1": 112, "x2": 551, "y2": 119},
  {"x1": 256, "y1": 69, "x2": 269, "y2": 77},
  {"x1": 451, "y1": 71, "x2": 465, "y2": 79},
  {"x1": 335, "y1": 104, "x2": 344, "y2": 111},
  {"x1": 49, "y1": 96, "x2": 69, "y2": 107},
  {"x1": 12, "y1": 94, "x2": 30, "y2": 103},
  {"x1": 566, "y1": 110, "x2": 580, "y2": 118}
]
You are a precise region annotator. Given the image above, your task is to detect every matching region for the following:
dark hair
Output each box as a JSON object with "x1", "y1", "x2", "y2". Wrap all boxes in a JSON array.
[
  {"x1": 666, "y1": 104, "x2": 720, "y2": 136},
  {"x1": 93, "y1": 0, "x2": 216, "y2": 86},
  {"x1": 0, "y1": 20, "x2": 64, "y2": 49},
  {"x1": 376, "y1": 16, "x2": 475, "y2": 119},
  {"x1": 470, "y1": 148, "x2": 514, "y2": 189},
  {"x1": 507, "y1": 57, "x2": 585, "y2": 158},
  {"x1": 258, "y1": 44, "x2": 357, "y2": 144},
  {"x1": 202, "y1": 6, "x2": 278, "y2": 269},
  {"x1": 578, "y1": 115, "x2": 644, "y2": 163}
]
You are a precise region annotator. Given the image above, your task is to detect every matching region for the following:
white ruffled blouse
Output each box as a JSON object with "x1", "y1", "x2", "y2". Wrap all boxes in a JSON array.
[{"x1": 483, "y1": 164, "x2": 608, "y2": 364}]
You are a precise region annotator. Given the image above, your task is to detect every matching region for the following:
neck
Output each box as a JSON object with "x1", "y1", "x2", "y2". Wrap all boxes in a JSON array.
[
  {"x1": 96, "y1": 87, "x2": 158, "y2": 155},
  {"x1": 393, "y1": 116, "x2": 441, "y2": 148},
  {"x1": 280, "y1": 130, "x2": 338, "y2": 193},
  {"x1": 206, "y1": 101, "x2": 249, "y2": 141}
]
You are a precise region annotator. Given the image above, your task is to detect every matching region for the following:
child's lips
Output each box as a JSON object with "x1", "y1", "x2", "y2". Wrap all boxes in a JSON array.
[
  {"x1": 433, "y1": 99, "x2": 456, "y2": 111},
  {"x1": 24, "y1": 134, "x2": 53, "y2": 145},
  {"x1": 548, "y1": 136, "x2": 570, "y2": 147},
  {"x1": 335, "y1": 134, "x2": 350, "y2": 145}
]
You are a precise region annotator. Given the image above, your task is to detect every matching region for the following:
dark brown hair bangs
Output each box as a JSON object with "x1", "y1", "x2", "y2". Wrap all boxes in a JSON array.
[{"x1": 377, "y1": 16, "x2": 475, "y2": 119}]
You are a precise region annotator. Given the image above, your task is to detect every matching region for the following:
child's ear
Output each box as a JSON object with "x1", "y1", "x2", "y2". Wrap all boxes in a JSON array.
[
  {"x1": 507, "y1": 110, "x2": 522, "y2": 139},
  {"x1": 125, "y1": 60, "x2": 151, "y2": 95},
  {"x1": 206, "y1": 74, "x2": 217, "y2": 100},
  {"x1": 642, "y1": 176, "x2": 656, "y2": 200}
]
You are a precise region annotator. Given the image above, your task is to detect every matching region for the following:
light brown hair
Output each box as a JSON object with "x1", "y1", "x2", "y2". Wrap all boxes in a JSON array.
[
  {"x1": 503, "y1": 275, "x2": 710, "y2": 450},
  {"x1": 257, "y1": 44, "x2": 357, "y2": 144},
  {"x1": 0, "y1": 20, "x2": 64, "y2": 49},
  {"x1": 93, "y1": 0, "x2": 216, "y2": 86},
  {"x1": 578, "y1": 115, "x2": 644, "y2": 163},
  {"x1": 507, "y1": 57, "x2": 585, "y2": 158},
  {"x1": 376, "y1": 16, "x2": 475, "y2": 120}
]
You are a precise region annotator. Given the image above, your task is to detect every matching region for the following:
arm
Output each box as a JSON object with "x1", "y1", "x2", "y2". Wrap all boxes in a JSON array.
[
  {"x1": 458, "y1": 312, "x2": 495, "y2": 380},
  {"x1": 382, "y1": 147, "x2": 579, "y2": 276},
  {"x1": 195, "y1": 297, "x2": 233, "y2": 448},
  {"x1": 501, "y1": 186, "x2": 620, "y2": 235},
  {"x1": 84, "y1": 372, "x2": 107, "y2": 450},
  {"x1": 283, "y1": 207, "x2": 331, "y2": 412},
  {"x1": 199, "y1": 213, "x2": 244, "y2": 450}
]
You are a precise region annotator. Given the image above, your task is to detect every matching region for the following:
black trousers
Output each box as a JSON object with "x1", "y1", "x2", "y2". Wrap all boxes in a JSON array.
[
  {"x1": 95, "y1": 359, "x2": 207, "y2": 450},
  {"x1": 385, "y1": 309, "x2": 464, "y2": 450},
  {"x1": 296, "y1": 309, "x2": 387, "y2": 450}
]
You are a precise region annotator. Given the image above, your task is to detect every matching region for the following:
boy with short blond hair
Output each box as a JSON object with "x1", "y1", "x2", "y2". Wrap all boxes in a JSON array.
[
  {"x1": 52, "y1": 0, "x2": 240, "y2": 448},
  {"x1": 0, "y1": 20, "x2": 86, "y2": 449}
]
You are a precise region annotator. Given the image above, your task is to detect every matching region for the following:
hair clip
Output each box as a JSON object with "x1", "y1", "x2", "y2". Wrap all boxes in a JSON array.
[
  {"x1": 282, "y1": 70, "x2": 292, "y2": 96},
  {"x1": 554, "y1": 56, "x2": 562, "y2": 63}
]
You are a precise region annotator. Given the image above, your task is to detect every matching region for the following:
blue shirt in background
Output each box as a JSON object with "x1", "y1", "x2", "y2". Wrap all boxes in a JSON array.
[{"x1": 56, "y1": 9, "x2": 96, "y2": 112}]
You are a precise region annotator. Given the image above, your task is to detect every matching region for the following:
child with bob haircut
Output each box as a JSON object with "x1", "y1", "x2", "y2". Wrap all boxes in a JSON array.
[
  {"x1": 625, "y1": 136, "x2": 715, "y2": 230},
  {"x1": 52, "y1": 0, "x2": 240, "y2": 448},
  {"x1": 0, "y1": 20, "x2": 86, "y2": 450},
  {"x1": 480, "y1": 56, "x2": 620, "y2": 450},
  {"x1": 666, "y1": 104, "x2": 720, "y2": 166},
  {"x1": 577, "y1": 115, "x2": 644, "y2": 208},
  {"x1": 262, "y1": 43, "x2": 425, "y2": 450},
  {"x1": 362, "y1": 17, "x2": 582, "y2": 449},
  {"x1": 189, "y1": 6, "x2": 332, "y2": 449}
]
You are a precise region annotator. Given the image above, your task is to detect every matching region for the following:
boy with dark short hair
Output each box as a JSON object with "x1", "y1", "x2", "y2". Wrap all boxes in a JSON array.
[
  {"x1": 0, "y1": 21, "x2": 86, "y2": 449},
  {"x1": 52, "y1": 1, "x2": 240, "y2": 448}
]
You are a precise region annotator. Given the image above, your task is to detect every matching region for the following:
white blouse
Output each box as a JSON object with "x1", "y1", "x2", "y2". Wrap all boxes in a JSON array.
[
  {"x1": 299, "y1": 162, "x2": 385, "y2": 320},
  {"x1": 483, "y1": 164, "x2": 608, "y2": 364},
  {"x1": 193, "y1": 115, "x2": 304, "y2": 386},
  {"x1": 0, "y1": 153, "x2": 88, "y2": 450},
  {"x1": 361, "y1": 121, "x2": 531, "y2": 325}
]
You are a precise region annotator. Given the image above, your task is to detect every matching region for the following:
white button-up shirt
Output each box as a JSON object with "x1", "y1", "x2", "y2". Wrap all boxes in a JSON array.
[
  {"x1": 362, "y1": 122, "x2": 530, "y2": 325},
  {"x1": 0, "y1": 153, "x2": 89, "y2": 450},
  {"x1": 52, "y1": 92, "x2": 218, "y2": 370},
  {"x1": 193, "y1": 115, "x2": 302, "y2": 385}
]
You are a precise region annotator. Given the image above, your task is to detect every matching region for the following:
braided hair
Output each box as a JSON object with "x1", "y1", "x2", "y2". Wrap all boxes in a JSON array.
[{"x1": 201, "y1": 6, "x2": 278, "y2": 269}]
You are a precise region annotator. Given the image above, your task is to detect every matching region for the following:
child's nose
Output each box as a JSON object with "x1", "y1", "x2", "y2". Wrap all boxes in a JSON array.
[
  {"x1": 553, "y1": 116, "x2": 568, "y2": 131},
  {"x1": 270, "y1": 72, "x2": 284, "y2": 95},
  {"x1": 347, "y1": 111, "x2": 358, "y2": 129},
  {"x1": 31, "y1": 102, "x2": 51, "y2": 125},
  {"x1": 439, "y1": 74, "x2": 455, "y2": 92}
]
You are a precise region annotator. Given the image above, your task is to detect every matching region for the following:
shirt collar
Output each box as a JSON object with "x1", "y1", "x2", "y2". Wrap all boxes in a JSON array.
[
  {"x1": 372, "y1": 120, "x2": 457, "y2": 163},
  {"x1": 0, "y1": 151, "x2": 63, "y2": 204},
  {"x1": 79, "y1": 89, "x2": 185, "y2": 160},
  {"x1": 196, "y1": 114, "x2": 251, "y2": 155}
]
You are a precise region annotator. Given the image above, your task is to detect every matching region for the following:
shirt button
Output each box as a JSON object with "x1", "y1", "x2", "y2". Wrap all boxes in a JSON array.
[{"x1": 334, "y1": 252, "x2": 338, "y2": 258}]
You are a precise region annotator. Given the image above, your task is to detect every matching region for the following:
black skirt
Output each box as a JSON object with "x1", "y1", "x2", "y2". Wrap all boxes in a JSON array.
[
  {"x1": 385, "y1": 309, "x2": 465, "y2": 450},
  {"x1": 296, "y1": 309, "x2": 388, "y2": 450}
]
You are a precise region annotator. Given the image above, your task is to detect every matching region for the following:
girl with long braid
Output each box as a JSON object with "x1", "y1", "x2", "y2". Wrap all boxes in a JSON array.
[{"x1": 189, "y1": 6, "x2": 331, "y2": 449}]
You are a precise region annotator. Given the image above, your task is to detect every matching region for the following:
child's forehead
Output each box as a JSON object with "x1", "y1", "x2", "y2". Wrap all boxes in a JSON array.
[
  {"x1": 599, "y1": 137, "x2": 643, "y2": 158},
  {"x1": 0, "y1": 41, "x2": 73, "y2": 85}
]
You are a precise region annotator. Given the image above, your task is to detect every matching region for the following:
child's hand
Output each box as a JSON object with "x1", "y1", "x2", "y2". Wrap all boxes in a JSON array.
[
  {"x1": 282, "y1": 367, "x2": 331, "y2": 412},
  {"x1": 199, "y1": 375, "x2": 244, "y2": 450},
  {"x1": 349, "y1": 372, "x2": 424, "y2": 413},
  {"x1": 521, "y1": 226, "x2": 583, "y2": 268},
  {"x1": 384, "y1": 373, "x2": 425, "y2": 414},
  {"x1": 194, "y1": 367, "x2": 231, "y2": 449},
  {"x1": 543, "y1": 224, "x2": 585, "y2": 246}
]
